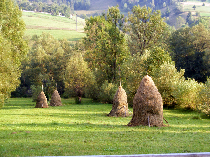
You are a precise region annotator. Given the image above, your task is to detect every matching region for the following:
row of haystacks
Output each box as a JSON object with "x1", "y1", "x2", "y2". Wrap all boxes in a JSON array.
[
  {"x1": 108, "y1": 75, "x2": 164, "y2": 127},
  {"x1": 35, "y1": 90, "x2": 62, "y2": 108},
  {"x1": 36, "y1": 75, "x2": 164, "y2": 127}
]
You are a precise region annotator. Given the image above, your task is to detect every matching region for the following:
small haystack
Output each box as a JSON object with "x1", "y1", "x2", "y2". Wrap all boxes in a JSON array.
[
  {"x1": 50, "y1": 90, "x2": 62, "y2": 106},
  {"x1": 35, "y1": 91, "x2": 48, "y2": 108},
  {"x1": 108, "y1": 86, "x2": 129, "y2": 117},
  {"x1": 128, "y1": 75, "x2": 163, "y2": 127}
]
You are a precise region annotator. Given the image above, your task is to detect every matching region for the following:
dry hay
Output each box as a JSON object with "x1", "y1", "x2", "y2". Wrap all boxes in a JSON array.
[
  {"x1": 108, "y1": 86, "x2": 129, "y2": 117},
  {"x1": 50, "y1": 90, "x2": 62, "y2": 106},
  {"x1": 128, "y1": 75, "x2": 163, "y2": 127},
  {"x1": 35, "y1": 91, "x2": 48, "y2": 108}
]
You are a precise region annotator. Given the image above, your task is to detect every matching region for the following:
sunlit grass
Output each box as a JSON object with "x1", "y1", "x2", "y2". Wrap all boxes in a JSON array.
[
  {"x1": 22, "y1": 11, "x2": 85, "y2": 41},
  {"x1": 24, "y1": 29, "x2": 85, "y2": 41},
  {"x1": 0, "y1": 98, "x2": 209, "y2": 156}
]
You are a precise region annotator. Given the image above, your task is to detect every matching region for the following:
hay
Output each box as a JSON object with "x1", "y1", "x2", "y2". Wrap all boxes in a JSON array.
[
  {"x1": 50, "y1": 90, "x2": 62, "y2": 106},
  {"x1": 108, "y1": 86, "x2": 129, "y2": 117},
  {"x1": 35, "y1": 91, "x2": 48, "y2": 108},
  {"x1": 128, "y1": 75, "x2": 163, "y2": 127}
]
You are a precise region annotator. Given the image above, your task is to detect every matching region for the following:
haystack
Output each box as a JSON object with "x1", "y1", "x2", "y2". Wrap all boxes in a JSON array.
[
  {"x1": 128, "y1": 75, "x2": 163, "y2": 127},
  {"x1": 50, "y1": 90, "x2": 62, "y2": 106},
  {"x1": 108, "y1": 86, "x2": 129, "y2": 117},
  {"x1": 35, "y1": 91, "x2": 48, "y2": 108}
]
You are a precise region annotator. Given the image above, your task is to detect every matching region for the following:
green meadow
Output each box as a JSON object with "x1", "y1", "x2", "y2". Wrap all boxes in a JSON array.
[
  {"x1": 181, "y1": 1, "x2": 210, "y2": 16},
  {"x1": 0, "y1": 98, "x2": 209, "y2": 156},
  {"x1": 22, "y1": 11, "x2": 86, "y2": 41}
]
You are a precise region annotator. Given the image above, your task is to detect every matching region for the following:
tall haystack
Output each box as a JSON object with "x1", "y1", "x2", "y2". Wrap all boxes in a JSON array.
[
  {"x1": 128, "y1": 75, "x2": 163, "y2": 127},
  {"x1": 35, "y1": 91, "x2": 48, "y2": 108},
  {"x1": 108, "y1": 86, "x2": 129, "y2": 117},
  {"x1": 50, "y1": 90, "x2": 62, "y2": 106}
]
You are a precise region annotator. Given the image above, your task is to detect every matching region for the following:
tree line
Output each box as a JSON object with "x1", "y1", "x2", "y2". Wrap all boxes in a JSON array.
[
  {"x1": 1, "y1": 0, "x2": 210, "y2": 116},
  {"x1": 16, "y1": 0, "x2": 90, "y2": 17}
]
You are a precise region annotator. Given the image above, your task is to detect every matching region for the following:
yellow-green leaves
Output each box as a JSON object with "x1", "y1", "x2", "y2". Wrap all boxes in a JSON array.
[
  {"x1": 0, "y1": 0, "x2": 28, "y2": 108},
  {"x1": 125, "y1": 5, "x2": 167, "y2": 55}
]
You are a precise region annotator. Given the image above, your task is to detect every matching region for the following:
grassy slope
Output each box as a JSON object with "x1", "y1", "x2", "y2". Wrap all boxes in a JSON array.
[
  {"x1": 22, "y1": 11, "x2": 86, "y2": 41},
  {"x1": 0, "y1": 98, "x2": 209, "y2": 156}
]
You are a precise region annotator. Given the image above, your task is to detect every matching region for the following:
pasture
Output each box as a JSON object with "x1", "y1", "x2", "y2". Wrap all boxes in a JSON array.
[
  {"x1": 180, "y1": 1, "x2": 210, "y2": 16},
  {"x1": 0, "y1": 98, "x2": 209, "y2": 156},
  {"x1": 22, "y1": 11, "x2": 86, "y2": 41}
]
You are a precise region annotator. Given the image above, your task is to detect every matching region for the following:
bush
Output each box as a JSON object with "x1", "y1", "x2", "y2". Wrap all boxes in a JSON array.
[
  {"x1": 0, "y1": 94, "x2": 4, "y2": 109},
  {"x1": 172, "y1": 78, "x2": 204, "y2": 110},
  {"x1": 85, "y1": 83, "x2": 100, "y2": 101},
  {"x1": 121, "y1": 51, "x2": 148, "y2": 106},
  {"x1": 198, "y1": 78, "x2": 210, "y2": 115},
  {"x1": 31, "y1": 85, "x2": 42, "y2": 102},
  {"x1": 98, "y1": 80, "x2": 118, "y2": 104},
  {"x1": 154, "y1": 62, "x2": 185, "y2": 107}
]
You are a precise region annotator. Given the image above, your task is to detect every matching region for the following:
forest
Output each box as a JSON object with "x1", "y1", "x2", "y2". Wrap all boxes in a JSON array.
[{"x1": 0, "y1": 0, "x2": 210, "y2": 117}]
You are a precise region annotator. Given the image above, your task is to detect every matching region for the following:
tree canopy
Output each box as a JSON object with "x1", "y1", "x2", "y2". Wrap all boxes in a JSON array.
[
  {"x1": 125, "y1": 5, "x2": 167, "y2": 55},
  {"x1": 84, "y1": 6, "x2": 129, "y2": 85},
  {"x1": 0, "y1": 0, "x2": 28, "y2": 107},
  {"x1": 170, "y1": 23, "x2": 210, "y2": 82}
]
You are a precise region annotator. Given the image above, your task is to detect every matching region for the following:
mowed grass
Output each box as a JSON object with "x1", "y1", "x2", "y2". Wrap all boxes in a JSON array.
[
  {"x1": 0, "y1": 98, "x2": 210, "y2": 156},
  {"x1": 181, "y1": 1, "x2": 210, "y2": 16},
  {"x1": 22, "y1": 11, "x2": 86, "y2": 41}
]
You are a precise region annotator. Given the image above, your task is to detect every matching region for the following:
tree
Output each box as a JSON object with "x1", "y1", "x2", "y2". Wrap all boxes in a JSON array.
[
  {"x1": 84, "y1": 6, "x2": 129, "y2": 85},
  {"x1": 0, "y1": 0, "x2": 28, "y2": 107},
  {"x1": 192, "y1": 5, "x2": 196, "y2": 10},
  {"x1": 175, "y1": 16, "x2": 186, "y2": 28},
  {"x1": 20, "y1": 33, "x2": 73, "y2": 99},
  {"x1": 64, "y1": 52, "x2": 95, "y2": 103},
  {"x1": 125, "y1": 5, "x2": 167, "y2": 55},
  {"x1": 170, "y1": 24, "x2": 210, "y2": 82},
  {"x1": 165, "y1": 7, "x2": 170, "y2": 17},
  {"x1": 121, "y1": 47, "x2": 184, "y2": 107},
  {"x1": 186, "y1": 12, "x2": 194, "y2": 26}
]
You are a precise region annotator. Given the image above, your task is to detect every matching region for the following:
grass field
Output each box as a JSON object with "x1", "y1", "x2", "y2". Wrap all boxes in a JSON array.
[
  {"x1": 0, "y1": 98, "x2": 209, "y2": 156},
  {"x1": 22, "y1": 11, "x2": 86, "y2": 41},
  {"x1": 181, "y1": 1, "x2": 210, "y2": 16}
]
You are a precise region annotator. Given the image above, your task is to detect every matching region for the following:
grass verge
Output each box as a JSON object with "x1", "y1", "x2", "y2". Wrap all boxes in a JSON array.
[{"x1": 0, "y1": 98, "x2": 209, "y2": 156}]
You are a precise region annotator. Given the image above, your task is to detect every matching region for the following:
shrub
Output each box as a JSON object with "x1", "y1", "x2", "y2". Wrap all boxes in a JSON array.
[
  {"x1": 85, "y1": 83, "x2": 100, "y2": 101},
  {"x1": 154, "y1": 62, "x2": 185, "y2": 107},
  {"x1": 198, "y1": 78, "x2": 210, "y2": 115},
  {"x1": 121, "y1": 51, "x2": 148, "y2": 106},
  {"x1": 31, "y1": 85, "x2": 42, "y2": 102},
  {"x1": 0, "y1": 94, "x2": 4, "y2": 109},
  {"x1": 172, "y1": 78, "x2": 204, "y2": 110},
  {"x1": 98, "y1": 80, "x2": 118, "y2": 104}
]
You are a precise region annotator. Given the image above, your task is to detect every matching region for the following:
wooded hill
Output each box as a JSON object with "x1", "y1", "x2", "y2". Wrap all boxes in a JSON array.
[{"x1": 16, "y1": 0, "x2": 210, "y2": 28}]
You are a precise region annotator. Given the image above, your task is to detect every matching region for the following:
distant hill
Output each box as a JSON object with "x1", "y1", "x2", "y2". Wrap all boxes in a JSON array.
[{"x1": 89, "y1": 0, "x2": 120, "y2": 10}]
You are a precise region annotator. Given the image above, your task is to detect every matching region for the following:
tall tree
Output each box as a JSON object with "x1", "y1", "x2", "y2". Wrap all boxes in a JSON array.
[
  {"x1": 84, "y1": 6, "x2": 129, "y2": 85},
  {"x1": 64, "y1": 52, "x2": 95, "y2": 103},
  {"x1": 0, "y1": 0, "x2": 28, "y2": 107},
  {"x1": 125, "y1": 5, "x2": 167, "y2": 55},
  {"x1": 170, "y1": 23, "x2": 210, "y2": 82}
]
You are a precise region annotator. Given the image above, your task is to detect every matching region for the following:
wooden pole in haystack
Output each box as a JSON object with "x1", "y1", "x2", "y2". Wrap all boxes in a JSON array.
[
  {"x1": 35, "y1": 84, "x2": 48, "y2": 108},
  {"x1": 128, "y1": 75, "x2": 164, "y2": 127},
  {"x1": 108, "y1": 79, "x2": 129, "y2": 117}
]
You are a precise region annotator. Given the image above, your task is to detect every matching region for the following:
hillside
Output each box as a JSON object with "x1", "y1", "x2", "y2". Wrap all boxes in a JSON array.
[
  {"x1": 22, "y1": 11, "x2": 86, "y2": 41},
  {"x1": 89, "y1": 0, "x2": 120, "y2": 10}
]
